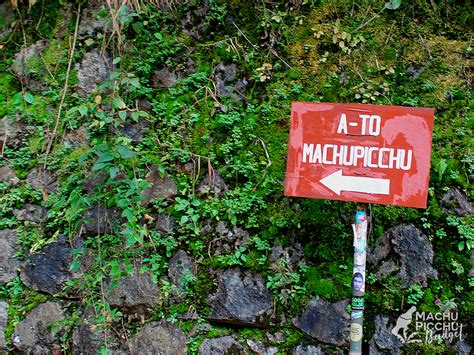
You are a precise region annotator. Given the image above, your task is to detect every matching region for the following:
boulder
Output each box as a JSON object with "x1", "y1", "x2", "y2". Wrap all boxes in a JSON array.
[
  {"x1": 197, "y1": 172, "x2": 228, "y2": 196},
  {"x1": 105, "y1": 263, "x2": 158, "y2": 312},
  {"x1": 64, "y1": 126, "x2": 89, "y2": 149},
  {"x1": 368, "y1": 224, "x2": 437, "y2": 288},
  {"x1": 391, "y1": 225, "x2": 438, "y2": 288},
  {"x1": 82, "y1": 205, "x2": 122, "y2": 235},
  {"x1": 0, "y1": 229, "x2": 19, "y2": 285},
  {"x1": 13, "y1": 204, "x2": 48, "y2": 225},
  {"x1": 117, "y1": 119, "x2": 150, "y2": 144},
  {"x1": 26, "y1": 167, "x2": 58, "y2": 194},
  {"x1": 209, "y1": 221, "x2": 250, "y2": 256},
  {"x1": 0, "y1": 166, "x2": 19, "y2": 186},
  {"x1": 1, "y1": 115, "x2": 35, "y2": 150},
  {"x1": 20, "y1": 236, "x2": 75, "y2": 295},
  {"x1": 127, "y1": 320, "x2": 187, "y2": 354},
  {"x1": 440, "y1": 188, "x2": 473, "y2": 217},
  {"x1": 213, "y1": 63, "x2": 247, "y2": 101},
  {"x1": 78, "y1": 5, "x2": 110, "y2": 38},
  {"x1": 368, "y1": 315, "x2": 402, "y2": 354},
  {"x1": 76, "y1": 49, "x2": 113, "y2": 94},
  {"x1": 0, "y1": 301, "x2": 7, "y2": 350},
  {"x1": 11, "y1": 40, "x2": 49, "y2": 90},
  {"x1": 292, "y1": 345, "x2": 324, "y2": 355},
  {"x1": 452, "y1": 340, "x2": 472, "y2": 355},
  {"x1": 155, "y1": 214, "x2": 176, "y2": 234},
  {"x1": 199, "y1": 336, "x2": 244, "y2": 354},
  {"x1": 71, "y1": 309, "x2": 121, "y2": 355},
  {"x1": 208, "y1": 268, "x2": 273, "y2": 327},
  {"x1": 152, "y1": 67, "x2": 178, "y2": 89},
  {"x1": 294, "y1": 298, "x2": 350, "y2": 347},
  {"x1": 247, "y1": 339, "x2": 277, "y2": 354},
  {"x1": 168, "y1": 250, "x2": 197, "y2": 290},
  {"x1": 140, "y1": 170, "x2": 177, "y2": 206},
  {"x1": 12, "y1": 301, "x2": 65, "y2": 353}
]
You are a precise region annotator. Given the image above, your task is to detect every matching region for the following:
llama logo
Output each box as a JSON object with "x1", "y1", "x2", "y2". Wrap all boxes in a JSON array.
[{"x1": 391, "y1": 306, "x2": 419, "y2": 343}]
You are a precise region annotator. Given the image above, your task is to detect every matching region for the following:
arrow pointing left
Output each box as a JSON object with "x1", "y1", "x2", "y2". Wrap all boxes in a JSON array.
[{"x1": 320, "y1": 170, "x2": 390, "y2": 195}]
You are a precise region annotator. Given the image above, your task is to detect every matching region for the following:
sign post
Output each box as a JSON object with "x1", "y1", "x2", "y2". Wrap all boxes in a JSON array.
[
  {"x1": 284, "y1": 102, "x2": 434, "y2": 352},
  {"x1": 349, "y1": 207, "x2": 368, "y2": 354}
]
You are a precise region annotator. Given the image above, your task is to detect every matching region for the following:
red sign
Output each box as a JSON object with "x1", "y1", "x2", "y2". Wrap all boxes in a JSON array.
[{"x1": 284, "y1": 102, "x2": 435, "y2": 208}]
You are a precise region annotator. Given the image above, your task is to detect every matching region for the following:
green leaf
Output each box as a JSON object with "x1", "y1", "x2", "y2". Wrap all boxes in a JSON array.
[
  {"x1": 385, "y1": 0, "x2": 401, "y2": 10},
  {"x1": 125, "y1": 234, "x2": 137, "y2": 248},
  {"x1": 118, "y1": 110, "x2": 127, "y2": 120},
  {"x1": 458, "y1": 241, "x2": 465, "y2": 251},
  {"x1": 113, "y1": 57, "x2": 121, "y2": 65},
  {"x1": 78, "y1": 105, "x2": 88, "y2": 117},
  {"x1": 180, "y1": 215, "x2": 189, "y2": 224},
  {"x1": 112, "y1": 97, "x2": 126, "y2": 109},
  {"x1": 12, "y1": 92, "x2": 23, "y2": 106},
  {"x1": 109, "y1": 166, "x2": 120, "y2": 179},
  {"x1": 129, "y1": 78, "x2": 141, "y2": 88},
  {"x1": 96, "y1": 151, "x2": 114, "y2": 163},
  {"x1": 24, "y1": 92, "x2": 35, "y2": 104},
  {"x1": 154, "y1": 32, "x2": 163, "y2": 40},
  {"x1": 85, "y1": 38, "x2": 95, "y2": 46},
  {"x1": 117, "y1": 199, "x2": 129, "y2": 208},
  {"x1": 122, "y1": 208, "x2": 135, "y2": 222},
  {"x1": 117, "y1": 145, "x2": 137, "y2": 159}
]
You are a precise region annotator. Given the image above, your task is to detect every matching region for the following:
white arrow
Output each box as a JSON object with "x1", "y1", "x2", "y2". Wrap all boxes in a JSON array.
[{"x1": 320, "y1": 170, "x2": 390, "y2": 195}]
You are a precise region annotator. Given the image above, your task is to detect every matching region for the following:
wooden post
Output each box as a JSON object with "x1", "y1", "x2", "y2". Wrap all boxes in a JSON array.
[{"x1": 349, "y1": 207, "x2": 368, "y2": 355}]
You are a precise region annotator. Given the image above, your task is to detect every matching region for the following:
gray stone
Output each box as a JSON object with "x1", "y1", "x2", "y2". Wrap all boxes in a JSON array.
[
  {"x1": 0, "y1": 3, "x2": 15, "y2": 39},
  {"x1": 72, "y1": 309, "x2": 121, "y2": 355},
  {"x1": 0, "y1": 301, "x2": 7, "y2": 350},
  {"x1": 78, "y1": 6, "x2": 110, "y2": 38},
  {"x1": 127, "y1": 320, "x2": 187, "y2": 355},
  {"x1": 292, "y1": 345, "x2": 323, "y2": 355},
  {"x1": 452, "y1": 340, "x2": 472, "y2": 355},
  {"x1": 20, "y1": 236, "x2": 75, "y2": 295},
  {"x1": 1, "y1": 115, "x2": 35, "y2": 150},
  {"x1": 407, "y1": 65, "x2": 425, "y2": 81},
  {"x1": 391, "y1": 225, "x2": 438, "y2": 288},
  {"x1": 369, "y1": 315, "x2": 402, "y2": 355},
  {"x1": 199, "y1": 336, "x2": 244, "y2": 354},
  {"x1": 168, "y1": 250, "x2": 197, "y2": 290},
  {"x1": 117, "y1": 119, "x2": 150, "y2": 143},
  {"x1": 105, "y1": 263, "x2": 158, "y2": 311},
  {"x1": 368, "y1": 231, "x2": 391, "y2": 266},
  {"x1": 26, "y1": 167, "x2": 58, "y2": 194},
  {"x1": 140, "y1": 170, "x2": 177, "y2": 206},
  {"x1": 247, "y1": 339, "x2": 277, "y2": 354},
  {"x1": 208, "y1": 268, "x2": 273, "y2": 327},
  {"x1": 213, "y1": 63, "x2": 247, "y2": 101},
  {"x1": 13, "y1": 204, "x2": 47, "y2": 225},
  {"x1": 76, "y1": 49, "x2": 113, "y2": 94},
  {"x1": 270, "y1": 243, "x2": 305, "y2": 270},
  {"x1": 64, "y1": 126, "x2": 89, "y2": 148},
  {"x1": 369, "y1": 224, "x2": 438, "y2": 289},
  {"x1": 440, "y1": 188, "x2": 473, "y2": 217},
  {"x1": 294, "y1": 298, "x2": 350, "y2": 347},
  {"x1": 0, "y1": 229, "x2": 19, "y2": 285},
  {"x1": 0, "y1": 166, "x2": 19, "y2": 186},
  {"x1": 376, "y1": 260, "x2": 398, "y2": 279},
  {"x1": 82, "y1": 205, "x2": 122, "y2": 235},
  {"x1": 155, "y1": 214, "x2": 176, "y2": 234},
  {"x1": 11, "y1": 40, "x2": 49, "y2": 90},
  {"x1": 12, "y1": 301, "x2": 65, "y2": 354},
  {"x1": 152, "y1": 67, "x2": 178, "y2": 88},
  {"x1": 197, "y1": 172, "x2": 228, "y2": 196},
  {"x1": 211, "y1": 221, "x2": 251, "y2": 255}
]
